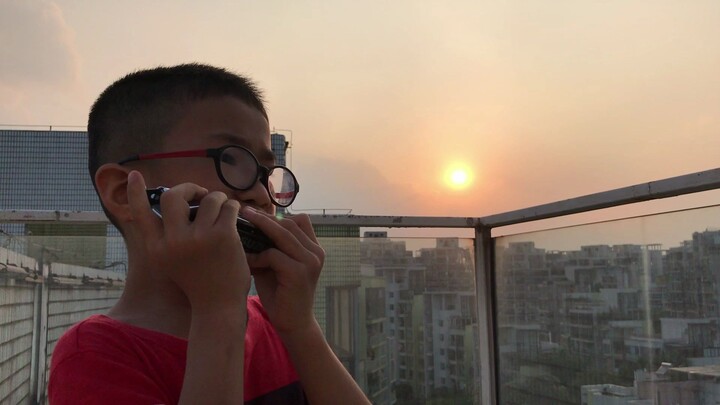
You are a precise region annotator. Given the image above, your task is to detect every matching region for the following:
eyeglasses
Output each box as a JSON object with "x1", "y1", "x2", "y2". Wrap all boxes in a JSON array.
[{"x1": 118, "y1": 145, "x2": 299, "y2": 207}]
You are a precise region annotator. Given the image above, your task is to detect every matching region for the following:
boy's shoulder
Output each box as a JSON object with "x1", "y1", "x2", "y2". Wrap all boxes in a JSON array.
[
  {"x1": 55, "y1": 313, "x2": 186, "y2": 349},
  {"x1": 53, "y1": 314, "x2": 123, "y2": 355},
  {"x1": 49, "y1": 298, "x2": 304, "y2": 404},
  {"x1": 51, "y1": 313, "x2": 189, "y2": 372},
  {"x1": 52, "y1": 296, "x2": 270, "y2": 362},
  {"x1": 48, "y1": 315, "x2": 187, "y2": 404}
]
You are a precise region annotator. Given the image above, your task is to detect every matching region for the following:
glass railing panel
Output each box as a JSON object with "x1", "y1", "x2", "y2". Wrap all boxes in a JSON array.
[
  {"x1": 494, "y1": 204, "x2": 720, "y2": 405},
  {"x1": 1, "y1": 225, "x2": 480, "y2": 404},
  {"x1": 315, "y1": 236, "x2": 479, "y2": 405}
]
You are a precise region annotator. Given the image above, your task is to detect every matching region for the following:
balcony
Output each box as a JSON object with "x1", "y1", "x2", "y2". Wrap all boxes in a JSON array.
[{"x1": 1, "y1": 168, "x2": 719, "y2": 404}]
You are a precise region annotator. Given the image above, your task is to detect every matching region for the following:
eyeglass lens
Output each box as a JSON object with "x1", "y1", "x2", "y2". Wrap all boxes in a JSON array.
[
  {"x1": 268, "y1": 168, "x2": 296, "y2": 206},
  {"x1": 219, "y1": 146, "x2": 297, "y2": 206}
]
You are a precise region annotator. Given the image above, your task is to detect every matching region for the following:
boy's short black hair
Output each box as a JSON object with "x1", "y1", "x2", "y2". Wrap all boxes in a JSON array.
[
  {"x1": 87, "y1": 63, "x2": 267, "y2": 227},
  {"x1": 88, "y1": 63, "x2": 267, "y2": 184}
]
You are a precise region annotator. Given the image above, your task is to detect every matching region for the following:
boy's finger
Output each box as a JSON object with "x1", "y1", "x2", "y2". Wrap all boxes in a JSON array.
[
  {"x1": 126, "y1": 171, "x2": 161, "y2": 239},
  {"x1": 242, "y1": 207, "x2": 319, "y2": 262},
  {"x1": 277, "y1": 217, "x2": 324, "y2": 259},
  {"x1": 160, "y1": 183, "x2": 208, "y2": 233},
  {"x1": 217, "y1": 198, "x2": 241, "y2": 227},
  {"x1": 193, "y1": 192, "x2": 228, "y2": 229},
  {"x1": 217, "y1": 199, "x2": 243, "y2": 241},
  {"x1": 286, "y1": 214, "x2": 321, "y2": 245},
  {"x1": 266, "y1": 213, "x2": 323, "y2": 258}
]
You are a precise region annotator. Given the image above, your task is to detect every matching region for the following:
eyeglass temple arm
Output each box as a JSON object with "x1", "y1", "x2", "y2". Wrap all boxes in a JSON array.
[
  {"x1": 118, "y1": 150, "x2": 211, "y2": 165},
  {"x1": 118, "y1": 155, "x2": 140, "y2": 165}
]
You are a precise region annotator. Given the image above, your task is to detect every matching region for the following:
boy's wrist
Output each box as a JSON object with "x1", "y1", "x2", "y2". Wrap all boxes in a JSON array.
[
  {"x1": 277, "y1": 318, "x2": 323, "y2": 349},
  {"x1": 191, "y1": 301, "x2": 248, "y2": 325},
  {"x1": 187, "y1": 287, "x2": 250, "y2": 314}
]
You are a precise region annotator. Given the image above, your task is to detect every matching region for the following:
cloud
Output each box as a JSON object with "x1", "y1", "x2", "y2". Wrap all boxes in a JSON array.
[
  {"x1": 0, "y1": 0, "x2": 81, "y2": 87},
  {"x1": 0, "y1": 0, "x2": 85, "y2": 124}
]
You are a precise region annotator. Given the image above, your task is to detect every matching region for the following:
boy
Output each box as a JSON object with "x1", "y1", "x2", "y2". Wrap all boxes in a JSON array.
[{"x1": 48, "y1": 64, "x2": 370, "y2": 404}]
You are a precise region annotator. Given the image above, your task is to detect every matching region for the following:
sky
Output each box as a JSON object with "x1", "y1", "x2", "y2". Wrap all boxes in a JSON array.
[{"x1": 1, "y1": 0, "x2": 719, "y2": 237}]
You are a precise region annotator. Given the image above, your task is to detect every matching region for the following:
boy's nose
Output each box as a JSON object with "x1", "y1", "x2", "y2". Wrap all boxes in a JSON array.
[{"x1": 235, "y1": 180, "x2": 274, "y2": 214}]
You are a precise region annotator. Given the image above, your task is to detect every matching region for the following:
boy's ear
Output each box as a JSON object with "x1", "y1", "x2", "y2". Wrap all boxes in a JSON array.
[{"x1": 94, "y1": 164, "x2": 132, "y2": 223}]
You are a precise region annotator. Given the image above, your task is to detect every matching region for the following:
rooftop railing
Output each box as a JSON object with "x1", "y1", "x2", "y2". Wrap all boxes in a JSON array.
[{"x1": 1, "y1": 167, "x2": 719, "y2": 404}]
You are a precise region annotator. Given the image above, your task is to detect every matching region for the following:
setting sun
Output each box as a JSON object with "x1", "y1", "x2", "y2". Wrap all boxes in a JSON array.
[
  {"x1": 451, "y1": 169, "x2": 468, "y2": 185},
  {"x1": 444, "y1": 164, "x2": 473, "y2": 190}
]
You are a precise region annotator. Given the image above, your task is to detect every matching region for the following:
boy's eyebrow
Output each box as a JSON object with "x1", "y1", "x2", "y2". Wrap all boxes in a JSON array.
[{"x1": 211, "y1": 132, "x2": 276, "y2": 164}]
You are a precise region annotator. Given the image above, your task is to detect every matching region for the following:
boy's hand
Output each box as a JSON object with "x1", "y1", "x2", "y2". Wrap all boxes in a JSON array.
[
  {"x1": 241, "y1": 208, "x2": 324, "y2": 337},
  {"x1": 126, "y1": 171, "x2": 251, "y2": 311},
  {"x1": 242, "y1": 210, "x2": 371, "y2": 404}
]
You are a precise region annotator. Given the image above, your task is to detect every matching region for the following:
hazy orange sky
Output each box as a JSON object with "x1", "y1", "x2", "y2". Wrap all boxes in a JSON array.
[{"x1": 1, "y1": 0, "x2": 719, "y2": 221}]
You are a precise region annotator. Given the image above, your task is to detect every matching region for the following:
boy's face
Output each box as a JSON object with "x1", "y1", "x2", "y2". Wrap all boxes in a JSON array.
[{"x1": 142, "y1": 95, "x2": 276, "y2": 215}]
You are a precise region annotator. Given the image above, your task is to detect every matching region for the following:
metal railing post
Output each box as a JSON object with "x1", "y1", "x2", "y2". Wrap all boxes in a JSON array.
[
  {"x1": 29, "y1": 281, "x2": 41, "y2": 403},
  {"x1": 29, "y1": 253, "x2": 50, "y2": 405},
  {"x1": 35, "y1": 260, "x2": 50, "y2": 405},
  {"x1": 475, "y1": 224, "x2": 497, "y2": 405}
]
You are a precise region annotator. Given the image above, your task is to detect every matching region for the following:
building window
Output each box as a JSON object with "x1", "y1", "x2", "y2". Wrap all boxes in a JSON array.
[
  {"x1": 366, "y1": 287, "x2": 386, "y2": 319},
  {"x1": 327, "y1": 286, "x2": 357, "y2": 358}
]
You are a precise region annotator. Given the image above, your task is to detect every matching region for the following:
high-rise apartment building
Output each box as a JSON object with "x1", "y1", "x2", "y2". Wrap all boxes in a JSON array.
[
  {"x1": 1, "y1": 129, "x2": 112, "y2": 267},
  {"x1": 360, "y1": 233, "x2": 478, "y2": 402},
  {"x1": 0, "y1": 129, "x2": 295, "y2": 268}
]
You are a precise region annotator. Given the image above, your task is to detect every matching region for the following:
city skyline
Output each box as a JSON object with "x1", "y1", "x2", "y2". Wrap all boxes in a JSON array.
[
  {"x1": 1, "y1": 195, "x2": 717, "y2": 403},
  {"x1": 1, "y1": 0, "x2": 719, "y2": 221},
  {"x1": 494, "y1": 225, "x2": 720, "y2": 404}
]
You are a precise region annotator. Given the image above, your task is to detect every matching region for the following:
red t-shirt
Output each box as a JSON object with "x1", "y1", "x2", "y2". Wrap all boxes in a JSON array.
[{"x1": 48, "y1": 296, "x2": 306, "y2": 404}]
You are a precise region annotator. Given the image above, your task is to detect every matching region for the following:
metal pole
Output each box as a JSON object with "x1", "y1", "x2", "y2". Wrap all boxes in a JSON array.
[
  {"x1": 475, "y1": 224, "x2": 497, "y2": 405},
  {"x1": 35, "y1": 258, "x2": 50, "y2": 405},
  {"x1": 29, "y1": 279, "x2": 41, "y2": 403},
  {"x1": 28, "y1": 248, "x2": 50, "y2": 405}
]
